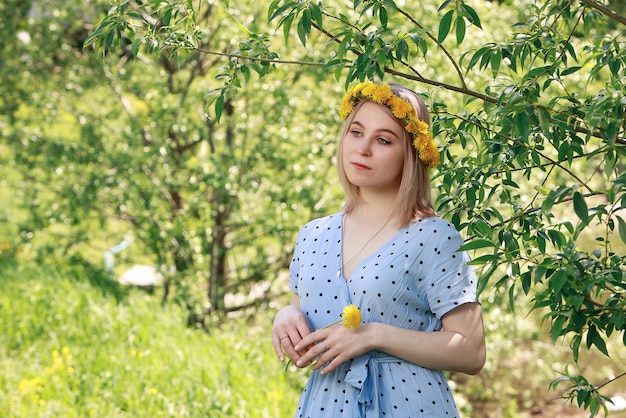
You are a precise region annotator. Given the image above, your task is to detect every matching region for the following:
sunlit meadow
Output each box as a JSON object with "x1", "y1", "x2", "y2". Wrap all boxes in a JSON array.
[{"x1": 0, "y1": 262, "x2": 305, "y2": 417}]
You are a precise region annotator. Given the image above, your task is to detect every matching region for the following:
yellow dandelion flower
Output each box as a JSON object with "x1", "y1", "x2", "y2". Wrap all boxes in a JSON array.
[
  {"x1": 415, "y1": 120, "x2": 429, "y2": 135},
  {"x1": 352, "y1": 82, "x2": 367, "y2": 94},
  {"x1": 383, "y1": 96, "x2": 409, "y2": 119},
  {"x1": 416, "y1": 139, "x2": 439, "y2": 169},
  {"x1": 340, "y1": 97, "x2": 355, "y2": 120},
  {"x1": 341, "y1": 304, "x2": 362, "y2": 330},
  {"x1": 395, "y1": 100, "x2": 413, "y2": 119},
  {"x1": 415, "y1": 137, "x2": 429, "y2": 157},
  {"x1": 361, "y1": 83, "x2": 377, "y2": 97},
  {"x1": 405, "y1": 121, "x2": 418, "y2": 134},
  {"x1": 371, "y1": 85, "x2": 392, "y2": 104}
]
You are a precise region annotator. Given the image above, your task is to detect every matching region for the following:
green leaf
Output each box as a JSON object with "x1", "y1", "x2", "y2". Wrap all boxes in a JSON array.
[
  {"x1": 455, "y1": 16, "x2": 466, "y2": 44},
  {"x1": 378, "y1": 4, "x2": 388, "y2": 27},
  {"x1": 560, "y1": 65, "x2": 581, "y2": 76},
  {"x1": 131, "y1": 37, "x2": 141, "y2": 57},
  {"x1": 586, "y1": 325, "x2": 609, "y2": 356},
  {"x1": 460, "y1": 4, "x2": 482, "y2": 29},
  {"x1": 297, "y1": 18, "x2": 307, "y2": 46},
  {"x1": 515, "y1": 111, "x2": 530, "y2": 140},
  {"x1": 467, "y1": 253, "x2": 503, "y2": 265},
  {"x1": 396, "y1": 39, "x2": 408, "y2": 60},
  {"x1": 438, "y1": 10, "x2": 454, "y2": 44},
  {"x1": 458, "y1": 239, "x2": 496, "y2": 251},
  {"x1": 508, "y1": 284, "x2": 516, "y2": 313},
  {"x1": 551, "y1": 314, "x2": 567, "y2": 341},
  {"x1": 163, "y1": 7, "x2": 173, "y2": 27},
  {"x1": 525, "y1": 66, "x2": 551, "y2": 79},
  {"x1": 489, "y1": 48, "x2": 501, "y2": 77},
  {"x1": 215, "y1": 94, "x2": 225, "y2": 122},
  {"x1": 573, "y1": 191, "x2": 589, "y2": 225},
  {"x1": 537, "y1": 107, "x2": 551, "y2": 133},
  {"x1": 567, "y1": 334, "x2": 580, "y2": 362},
  {"x1": 467, "y1": 46, "x2": 488, "y2": 70},
  {"x1": 269, "y1": 2, "x2": 297, "y2": 23},
  {"x1": 437, "y1": 0, "x2": 453, "y2": 12},
  {"x1": 607, "y1": 121, "x2": 619, "y2": 146},
  {"x1": 309, "y1": 3, "x2": 323, "y2": 28},
  {"x1": 281, "y1": 14, "x2": 294, "y2": 44},
  {"x1": 616, "y1": 216, "x2": 626, "y2": 246},
  {"x1": 521, "y1": 271, "x2": 531, "y2": 294},
  {"x1": 605, "y1": 148, "x2": 617, "y2": 176},
  {"x1": 550, "y1": 270, "x2": 567, "y2": 295}
]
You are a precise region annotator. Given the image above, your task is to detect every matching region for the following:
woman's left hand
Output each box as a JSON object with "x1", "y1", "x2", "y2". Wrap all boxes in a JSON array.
[{"x1": 293, "y1": 323, "x2": 373, "y2": 374}]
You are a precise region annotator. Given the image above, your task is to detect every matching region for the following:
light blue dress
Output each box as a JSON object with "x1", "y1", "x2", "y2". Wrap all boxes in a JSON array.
[{"x1": 288, "y1": 212, "x2": 478, "y2": 417}]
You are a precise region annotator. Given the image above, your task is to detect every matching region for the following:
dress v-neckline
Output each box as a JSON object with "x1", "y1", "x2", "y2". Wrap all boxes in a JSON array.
[{"x1": 337, "y1": 212, "x2": 409, "y2": 281}]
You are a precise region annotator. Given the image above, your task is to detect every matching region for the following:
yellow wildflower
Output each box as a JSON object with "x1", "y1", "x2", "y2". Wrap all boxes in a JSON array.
[
  {"x1": 371, "y1": 85, "x2": 392, "y2": 104},
  {"x1": 340, "y1": 97, "x2": 355, "y2": 120},
  {"x1": 318, "y1": 304, "x2": 363, "y2": 330},
  {"x1": 341, "y1": 304, "x2": 362, "y2": 330},
  {"x1": 361, "y1": 83, "x2": 377, "y2": 97},
  {"x1": 383, "y1": 96, "x2": 406, "y2": 119}
]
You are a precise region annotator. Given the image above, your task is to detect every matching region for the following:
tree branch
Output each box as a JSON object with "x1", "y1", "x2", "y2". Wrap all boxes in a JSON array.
[
  {"x1": 192, "y1": 45, "x2": 325, "y2": 67},
  {"x1": 597, "y1": 371, "x2": 626, "y2": 390},
  {"x1": 579, "y1": 0, "x2": 626, "y2": 25}
]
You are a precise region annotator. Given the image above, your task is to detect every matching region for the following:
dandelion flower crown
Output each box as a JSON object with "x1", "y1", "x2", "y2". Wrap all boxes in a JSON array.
[{"x1": 340, "y1": 82, "x2": 440, "y2": 170}]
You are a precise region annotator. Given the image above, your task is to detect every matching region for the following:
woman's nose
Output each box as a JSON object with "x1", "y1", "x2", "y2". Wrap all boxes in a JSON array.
[{"x1": 357, "y1": 139, "x2": 372, "y2": 155}]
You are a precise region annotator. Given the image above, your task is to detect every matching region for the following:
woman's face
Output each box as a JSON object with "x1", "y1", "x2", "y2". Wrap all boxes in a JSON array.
[{"x1": 341, "y1": 101, "x2": 406, "y2": 192}]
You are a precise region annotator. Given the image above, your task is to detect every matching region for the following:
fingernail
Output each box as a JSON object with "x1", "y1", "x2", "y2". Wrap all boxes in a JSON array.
[
  {"x1": 294, "y1": 345, "x2": 300, "y2": 350},
  {"x1": 296, "y1": 359, "x2": 303, "y2": 366}
]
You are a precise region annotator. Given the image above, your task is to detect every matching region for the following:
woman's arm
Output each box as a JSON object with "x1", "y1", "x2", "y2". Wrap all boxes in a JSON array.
[
  {"x1": 294, "y1": 302, "x2": 486, "y2": 375},
  {"x1": 375, "y1": 302, "x2": 486, "y2": 374}
]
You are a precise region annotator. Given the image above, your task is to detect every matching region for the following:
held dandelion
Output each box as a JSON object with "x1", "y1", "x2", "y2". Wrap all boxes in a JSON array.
[
  {"x1": 284, "y1": 304, "x2": 362, "y2": 372},
  {"x1": 339, "y1": 304, "x2": 361, "y2": 330}
]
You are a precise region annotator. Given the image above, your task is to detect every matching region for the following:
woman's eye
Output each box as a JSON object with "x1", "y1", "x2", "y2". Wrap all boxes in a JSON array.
[
  {"x1": 350, "y1": 129, "x2": 362, "y2": 136},
  {"x1": 377, "y1": 137, "x2": 391, "y2": 144}
]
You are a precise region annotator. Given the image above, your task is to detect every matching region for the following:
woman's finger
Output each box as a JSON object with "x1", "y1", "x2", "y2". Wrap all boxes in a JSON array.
[
  {"x1": 294, "y1": 328, "x2": 324, "y2": 352},
  {"x1": 272, "y1": 331, "x2": 288, "y2": 361},
  {"x1": 294, "y1": 337, "x2": 326, "y2": 368}
]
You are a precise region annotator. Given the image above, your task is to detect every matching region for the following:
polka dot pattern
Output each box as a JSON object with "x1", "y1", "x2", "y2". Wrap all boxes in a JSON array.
[{"x1": 288, "y1": 213, "x2": 477, "y2": 417}]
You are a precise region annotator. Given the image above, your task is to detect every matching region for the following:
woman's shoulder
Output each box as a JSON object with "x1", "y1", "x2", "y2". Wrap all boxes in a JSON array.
[
  {"x1": 411, "y1": 216, "x2": 459, "y2": 233},
  {"x1": 408, "y1": 216, "x2": 464, "y2": 245},
  {"x1": 297, "y1": 212, "x2": 343, "y2": 239}
]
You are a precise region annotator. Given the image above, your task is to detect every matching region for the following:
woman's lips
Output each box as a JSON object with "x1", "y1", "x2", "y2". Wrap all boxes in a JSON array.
[{"x1": 351, "y1": 162, "x2": 371, "y2": 170}]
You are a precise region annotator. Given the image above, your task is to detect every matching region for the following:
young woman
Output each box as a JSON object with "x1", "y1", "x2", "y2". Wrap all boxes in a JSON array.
[{"x1": 272, "y1": 82, "x2": 486, "y2": 417}]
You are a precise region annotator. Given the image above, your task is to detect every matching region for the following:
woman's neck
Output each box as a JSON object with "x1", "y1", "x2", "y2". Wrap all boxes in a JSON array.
[{"x1": 351, "y1": 188, "x2": 400, "y2": 222}]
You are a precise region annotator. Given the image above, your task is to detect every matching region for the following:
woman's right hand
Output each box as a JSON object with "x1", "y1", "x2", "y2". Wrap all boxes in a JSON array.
[{"x1": 271, "y1": 295, "x2": 311, "y2": 364}]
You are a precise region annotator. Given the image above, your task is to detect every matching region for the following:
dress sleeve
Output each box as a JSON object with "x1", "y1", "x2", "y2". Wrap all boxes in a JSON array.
[
  {"x1": 288, "y1": 226, "x2": 305, "y2": 294},
  {"x1": 422, "y1": 221, "x2": 478, "y2": 319}
]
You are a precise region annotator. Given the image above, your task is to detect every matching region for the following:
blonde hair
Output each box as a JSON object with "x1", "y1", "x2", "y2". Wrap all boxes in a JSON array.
[{"x1": 336, "y1": 82, "x2": 437, "y2": 224}]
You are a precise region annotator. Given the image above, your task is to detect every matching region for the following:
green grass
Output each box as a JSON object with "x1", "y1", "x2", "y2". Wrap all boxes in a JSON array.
[{"x1": 0, "y1": 262, "x2": 305, "y2": 417}]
